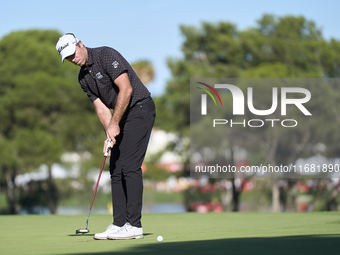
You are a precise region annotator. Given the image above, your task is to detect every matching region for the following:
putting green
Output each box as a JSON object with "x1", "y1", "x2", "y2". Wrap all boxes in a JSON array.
[{"x1": 1, "y1": 212, "x2": 339, "y2": 255}]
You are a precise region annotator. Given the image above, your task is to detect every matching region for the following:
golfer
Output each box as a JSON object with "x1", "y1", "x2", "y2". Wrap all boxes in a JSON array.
[{"x1": 56, "y1": 33, "x2": 156, "y2": 240}]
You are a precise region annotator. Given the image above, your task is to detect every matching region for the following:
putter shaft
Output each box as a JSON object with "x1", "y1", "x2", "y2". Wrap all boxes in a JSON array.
[{"x1": 81, "y1": 139, "x2": 112, "y2": 231}]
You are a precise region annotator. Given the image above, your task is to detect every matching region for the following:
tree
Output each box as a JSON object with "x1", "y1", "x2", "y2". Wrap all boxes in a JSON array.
[
  {"x1": 132, "y1": 60, "x2": 155, "y2": 85},
  {"x1": 0, "y1": 30, "x2": 103, "y2": 214},
  {"x1": 156, "y1": 14, "x2": 340, "y2": 212}
]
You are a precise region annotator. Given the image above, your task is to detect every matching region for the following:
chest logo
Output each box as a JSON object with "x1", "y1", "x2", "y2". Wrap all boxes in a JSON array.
[
  {"x1": 96, "y1": 72, "x2": 103, "y2": 79},
  {"x1": 112, "y1": 61, "x2": 119, "y2": 68}
]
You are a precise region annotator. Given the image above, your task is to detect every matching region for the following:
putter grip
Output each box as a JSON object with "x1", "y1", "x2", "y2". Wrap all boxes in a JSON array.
[{"x1": 104, "y1": 138, "x2": 112, "y2": 156}]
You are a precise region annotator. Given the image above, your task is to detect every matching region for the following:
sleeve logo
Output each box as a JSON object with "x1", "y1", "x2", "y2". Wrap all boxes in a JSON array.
[{"x1": 112, "y1": 61, "x2": 119, "y2": 68}]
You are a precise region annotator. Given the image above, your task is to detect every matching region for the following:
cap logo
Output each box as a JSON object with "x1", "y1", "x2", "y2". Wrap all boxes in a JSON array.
[{"x1": 57, "y1": 43, "x2": 69, "y2": 54}]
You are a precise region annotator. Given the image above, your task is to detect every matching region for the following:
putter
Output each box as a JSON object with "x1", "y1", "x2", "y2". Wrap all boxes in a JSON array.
[{"x1": 76, "y1": 139, "x2": 112, "y2": 234}]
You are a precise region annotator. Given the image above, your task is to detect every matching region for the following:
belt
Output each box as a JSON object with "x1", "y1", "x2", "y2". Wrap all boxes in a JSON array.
[{"x1": 136, "y1": 96, "x2": 152, "y2": 105}]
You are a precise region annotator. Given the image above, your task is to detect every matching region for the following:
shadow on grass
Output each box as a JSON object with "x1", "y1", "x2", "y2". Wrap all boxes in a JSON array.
[{"x1": 63, "y1": 234, "x2": 340, "y2": 255}]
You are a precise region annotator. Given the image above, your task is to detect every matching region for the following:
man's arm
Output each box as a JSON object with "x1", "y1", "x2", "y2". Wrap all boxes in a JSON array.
[
  {"x1": 93, "y1": 98, "x2": 112, "y2": 131},
  {"x1": 93, "y1": 98, "x2": 113, "y2": 154},
  {"x1": 107, "y1": 72, "x2": 132, "y2": 139},
  {"x1": 93, "y1": 72, "x2": 132, "y2": 149}
]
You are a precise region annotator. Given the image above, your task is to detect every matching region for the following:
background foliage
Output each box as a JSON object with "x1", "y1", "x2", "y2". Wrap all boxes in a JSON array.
[{"x1": 1, "y1": 14, "x2": 340, "y2": 214}]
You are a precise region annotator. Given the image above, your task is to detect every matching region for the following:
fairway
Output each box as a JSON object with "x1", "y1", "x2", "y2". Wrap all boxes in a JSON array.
[{"x1": 1, "y1": 212, "x2": 339, "y2": 255}]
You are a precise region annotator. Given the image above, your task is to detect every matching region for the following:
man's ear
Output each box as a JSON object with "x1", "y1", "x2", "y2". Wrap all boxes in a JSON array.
[{"x1": 77, "y1": 40, "x2": 84, "y2": 48}]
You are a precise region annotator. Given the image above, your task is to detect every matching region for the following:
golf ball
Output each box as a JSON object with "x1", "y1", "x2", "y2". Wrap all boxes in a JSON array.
[{"x1": 157, "y1": 236, "x2": 163, "y2": 242}]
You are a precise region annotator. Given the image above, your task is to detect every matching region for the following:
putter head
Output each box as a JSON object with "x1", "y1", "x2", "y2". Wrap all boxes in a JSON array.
[{"x1": 76, "y1": 229, "x2": 89, "y2": 234}]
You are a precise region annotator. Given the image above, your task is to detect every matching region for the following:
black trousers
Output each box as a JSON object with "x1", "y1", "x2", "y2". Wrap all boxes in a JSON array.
[{"x1": 109, "y1": 98, "x2": 156, "y2": 228}]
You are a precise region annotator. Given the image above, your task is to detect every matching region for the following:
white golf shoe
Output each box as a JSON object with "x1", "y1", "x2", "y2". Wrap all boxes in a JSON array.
[
  {"x1": 93, "y1": 224, "x2": 123, "y2": 240},
  {"x1": 107, "y1": 222, "x2": 143, "y2": 240}
]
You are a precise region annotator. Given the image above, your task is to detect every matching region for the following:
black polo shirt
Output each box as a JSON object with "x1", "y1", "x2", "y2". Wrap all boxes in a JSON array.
[{"x1": 78, "y1": 47, "x2": 150, "y2": 109}]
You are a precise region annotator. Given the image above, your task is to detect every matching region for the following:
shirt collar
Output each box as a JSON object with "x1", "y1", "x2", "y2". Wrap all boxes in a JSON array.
[{"x1": 86, "y1": 47, "x2": 94, "y2": 66}]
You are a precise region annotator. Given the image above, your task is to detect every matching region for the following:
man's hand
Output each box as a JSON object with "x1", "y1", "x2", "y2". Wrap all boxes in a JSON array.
[
  {"x1": 103, "y1": 138, "x2": 114, "y2": 156},
  {"x1": 106, "y1": 123, "x2": 120, "y2": 145}
]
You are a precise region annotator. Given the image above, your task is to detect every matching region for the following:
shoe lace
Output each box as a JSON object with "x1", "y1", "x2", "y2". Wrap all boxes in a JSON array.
[
  {"x1": 106, "y1": 224, "x2": 115, "y2": 230},
  {"x1": 122, "y1": 223, "x2": 132, "y2": 231}
]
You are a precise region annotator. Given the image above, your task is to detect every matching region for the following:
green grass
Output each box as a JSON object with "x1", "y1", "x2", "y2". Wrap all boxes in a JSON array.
[
  {"x1": 1, "y1": 212, "x2": 340, "y2": 255},
  {"x1": 143, "y1": 190, "x2": 183, "y2": 204},
  {"x1": 53, "y1": 190, "x2": 182, "y2": 207},
  {"x1": 0, "y1": 192, "x2": 6, "y2": 208},
  {"x1": 59, "y1": 193, "x2": 113, "y2": 207}
]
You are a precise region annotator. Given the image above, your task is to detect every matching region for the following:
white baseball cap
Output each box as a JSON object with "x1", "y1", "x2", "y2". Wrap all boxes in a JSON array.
[{"x1": 56, "y1": 33, "x2": 79, "y2": 63}]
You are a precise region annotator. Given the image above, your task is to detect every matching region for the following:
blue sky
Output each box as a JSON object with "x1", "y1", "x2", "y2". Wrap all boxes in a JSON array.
[{"x1": 1, "y1": 0, "x2": 339, "y2": 96}]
